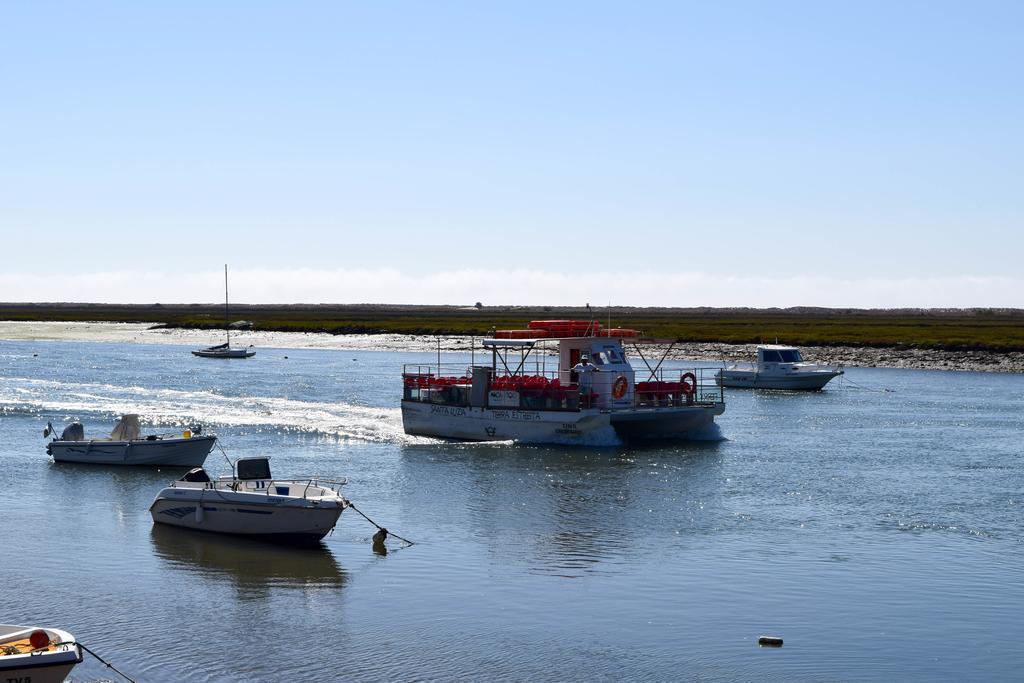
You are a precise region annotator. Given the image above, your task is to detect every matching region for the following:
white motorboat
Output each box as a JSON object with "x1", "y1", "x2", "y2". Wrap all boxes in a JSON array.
[
  {"x1": 0, "y1": 624, "x2": 83, "y2": 683},
  {"x1": 149, "y1": 456, "x2": 348, "y2": 544},
  {"x1": 192, "y1": 264, "x2": 256, "y2": 359},
  {"x1": 715, "y1": 344, "x2": 843, "y2": 390},
  {"x1": 45, "y1": 414, "x2": 217, "y2": 466},
  {"x1": 401, "y1": 319, "x2": 725, "y2": 443}
]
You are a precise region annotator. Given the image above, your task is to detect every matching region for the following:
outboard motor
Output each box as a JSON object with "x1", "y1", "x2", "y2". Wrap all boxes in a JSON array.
[
  {"x1": 60, "y1": 423, "x2": 85, "y2": 441},
  {"x1": 180, "y1": 467, "x2": 212, "y2": 483}
]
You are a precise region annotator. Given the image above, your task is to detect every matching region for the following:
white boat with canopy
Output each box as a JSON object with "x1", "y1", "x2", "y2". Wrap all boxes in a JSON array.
[
  {"x1": 0, "y1": 624, "x2": 83, "y2": 683},
  {"x1": 45, "y1": 414, "x2": 217, "y2": 466},
  {"x1": 401, "y1": 320, "x2": 725, "y2": 443},
  {"x1": 192, "y1": 264, "x2": 256, "y2": 358},
  {"x1": 715, "y1": 344, "x2": 844, "y2": 390},
  {"x1": 149, "y1": 456, "x2": 349, "y2": 544}
]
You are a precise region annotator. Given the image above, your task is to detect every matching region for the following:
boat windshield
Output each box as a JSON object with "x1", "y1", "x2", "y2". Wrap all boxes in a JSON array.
[
  {"x1": 591, "y1": 347, "x2": 626, "y2": 366},
  {"x1": 762, "y1": 349, "x2": 803, "y2": 363}
]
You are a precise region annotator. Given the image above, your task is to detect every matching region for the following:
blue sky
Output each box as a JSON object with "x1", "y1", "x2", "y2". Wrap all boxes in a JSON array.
[{"x1": 2, "y1": 1, "x2": 1022, "y2": 306}]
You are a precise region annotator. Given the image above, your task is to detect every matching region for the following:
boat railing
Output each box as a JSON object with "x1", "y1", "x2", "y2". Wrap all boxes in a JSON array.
[
  {"x1": 402, "y1": 364, "x2": 723, "y2": 410},
  {"x1": 172, "y1": 477, "x2": 348, "y2": 497},
  {"x1": 265, "y1": 478, "x2": 349, "y2": 498},
  {"x1": 402, "y1": 363, "x2": 582, "y2": 411},
  {"x1": 631, "y1": 367, "x2": 724, "y2": 408}
]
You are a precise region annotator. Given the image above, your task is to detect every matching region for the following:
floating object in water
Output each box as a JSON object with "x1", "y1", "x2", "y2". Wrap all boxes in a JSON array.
[
  {"x1": 372, "y1": 528, "x2": 389, "y2": 555},
  {"x1": 758, "y1": 635, "x2": 784, "y2": 647}
]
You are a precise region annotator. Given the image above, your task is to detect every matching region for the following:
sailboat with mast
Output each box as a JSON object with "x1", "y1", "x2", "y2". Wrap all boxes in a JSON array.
[{"x1": 192, "y1": 265, "x2": 256, "y2": 358}]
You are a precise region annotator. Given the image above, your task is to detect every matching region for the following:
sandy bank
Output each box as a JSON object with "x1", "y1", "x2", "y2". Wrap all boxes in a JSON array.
[{"x1": 2, "y1": 321, "x2": 1021, "y2": 374}]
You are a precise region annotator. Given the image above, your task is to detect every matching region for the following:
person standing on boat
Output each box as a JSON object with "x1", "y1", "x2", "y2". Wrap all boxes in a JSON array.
[{"x1": 572, "y1": 355, "x2": 600, "y2": 407}]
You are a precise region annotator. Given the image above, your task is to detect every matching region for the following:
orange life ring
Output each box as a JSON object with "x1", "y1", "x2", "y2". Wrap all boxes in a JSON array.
[
  {"x1": 680, "y1": 372, "x2": 697, "y2": 396},
  {"x1": 612, "y1": 375, "x2": 628, "y2": 399}
]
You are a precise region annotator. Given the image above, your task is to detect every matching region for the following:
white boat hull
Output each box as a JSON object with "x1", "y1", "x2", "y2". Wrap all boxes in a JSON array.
[
  {"x1": 609, "y1": 403, "x2": 725, "y2": 439},
  {"x1": 150, "y1": 489, "x2": 344, "y2": 543},
  {"x1": 402, "y1": 401, "x2": 725, "y2": 443},
  {"x1": 47, "y1": 435, "x2": 217, "y2": 466},
  {"x1": 716, "y1": 369, "x2": 842, "y2": 390},
  {"x1": 192, "y1": 348, "x2": 255, "y2": 358},
  {"x1": 0, "y1": 625, "x2": 82, "y2": 683},
  {"x1": 402, "y1": 401, "x2": 612, "y2": 442}
]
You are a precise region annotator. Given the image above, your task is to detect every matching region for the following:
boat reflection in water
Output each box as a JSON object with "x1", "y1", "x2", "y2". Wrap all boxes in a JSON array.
[
  {"x1": 150, "y1": 524, "x2": 346, "y2": 601},
  {"x1": 398, "y1": 440, "x2": 725, "y2": 578}
]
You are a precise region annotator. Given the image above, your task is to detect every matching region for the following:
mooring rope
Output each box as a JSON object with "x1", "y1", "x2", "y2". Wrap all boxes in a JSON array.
[
  {"x1": 61, "y1": 641, "x2": 137, "y2": 682},
  {"x1": 346, "y1": 502, "x2": 415, "y2": 546},
  {"x1": 840, "y1": 374, "x2": 894, "y2": 393},
  {"x1": 212, "y1": 441, "x2": 414, "y2": 547}
]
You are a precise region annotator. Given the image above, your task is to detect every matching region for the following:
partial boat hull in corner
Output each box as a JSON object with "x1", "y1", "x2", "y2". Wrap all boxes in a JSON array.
[
  {"x1": 47, "y1": 434, "x2": 217, "y2": 466},
  {"x1": 0, "y1": 625, "x2": 83, "y2": 683}
]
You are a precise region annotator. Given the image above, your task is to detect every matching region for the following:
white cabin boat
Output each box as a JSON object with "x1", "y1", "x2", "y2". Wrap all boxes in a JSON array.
[
  {"x1": 715, "y1": 344, "x2": 843, "y2": 390},
  {"x1": 45, "y1": 414, "x2": 217, "y2": 466},
  {"x1": 149, "y1": 456, "x2": 348, "y2": 544},
  {"x1": 0, "y1": 624, "x2": 83, "y2": 683},
  {"x1": 401, "y1": 320, "x2": 725, "y2": 443}
]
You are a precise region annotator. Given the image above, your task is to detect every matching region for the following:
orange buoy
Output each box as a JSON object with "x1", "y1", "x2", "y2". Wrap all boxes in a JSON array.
[
  {"x1": 612, "y1": 375, "x2": 628, "y2": 399},
  {"x1": 29, "y1": 630, "x2": 50, "y2": 650}
]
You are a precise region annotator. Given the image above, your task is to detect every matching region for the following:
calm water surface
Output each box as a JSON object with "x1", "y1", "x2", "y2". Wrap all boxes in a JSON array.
[{"x1": 1, "y1": 339, "x2": 1022, "y2": 681}]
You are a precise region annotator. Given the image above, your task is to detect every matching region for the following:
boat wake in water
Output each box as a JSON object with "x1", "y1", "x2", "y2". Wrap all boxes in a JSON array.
[{"x1": 0, "y1": 377, "x2": 433, "y2": 445}]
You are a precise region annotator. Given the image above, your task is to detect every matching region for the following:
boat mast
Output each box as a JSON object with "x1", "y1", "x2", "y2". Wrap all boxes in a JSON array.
[{"x1": 224, "y1": 264, "x2": 230, "y2": 346}]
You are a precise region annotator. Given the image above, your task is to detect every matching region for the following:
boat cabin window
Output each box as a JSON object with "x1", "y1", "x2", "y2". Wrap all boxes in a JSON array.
[
  {"x1": 778, "y1": 349, "x2": 802, "y2": 362},
  {"x1": 237, "y1": 458, "x2": 272, "y2": 480},
  {"x1": 590, "y1": 347, "x2": 624, "y2": 366},
  {"x1": 761, "y1": 350, "x2": 783, "y2": 363}
]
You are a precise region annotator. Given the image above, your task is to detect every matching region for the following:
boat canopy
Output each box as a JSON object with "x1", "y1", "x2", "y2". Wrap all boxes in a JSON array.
[
  {"x1": 482, "y1": 338, "x2": 539, "y2": 349},
  {"x1": 110, "y1": 414, "x2": 142, "y2": 440}
]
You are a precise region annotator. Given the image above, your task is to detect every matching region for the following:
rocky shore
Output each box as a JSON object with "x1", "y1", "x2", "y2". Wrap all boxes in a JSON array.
[
  {"x1": 431, "y1": 336, "x2": 1024, "y2": 374},
  {"x1": 658, "y1": 341, "x2": 1024, "y2": 374}
]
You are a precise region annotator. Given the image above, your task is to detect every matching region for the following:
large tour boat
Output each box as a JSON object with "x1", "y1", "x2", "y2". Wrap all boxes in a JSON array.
[{"x1": 401, "y1": 320, "x2": 725, "y2": 443}]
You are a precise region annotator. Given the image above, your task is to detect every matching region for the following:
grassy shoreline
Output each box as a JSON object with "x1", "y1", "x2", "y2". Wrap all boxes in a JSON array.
[{"x1": 3, "y1": 303, "x2": 1024, "y2": 353}]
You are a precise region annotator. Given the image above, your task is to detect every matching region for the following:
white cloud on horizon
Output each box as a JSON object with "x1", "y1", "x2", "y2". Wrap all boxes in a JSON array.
[{"x1": 1, "y1": 268, "x2": 1020, "y2": 309}]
